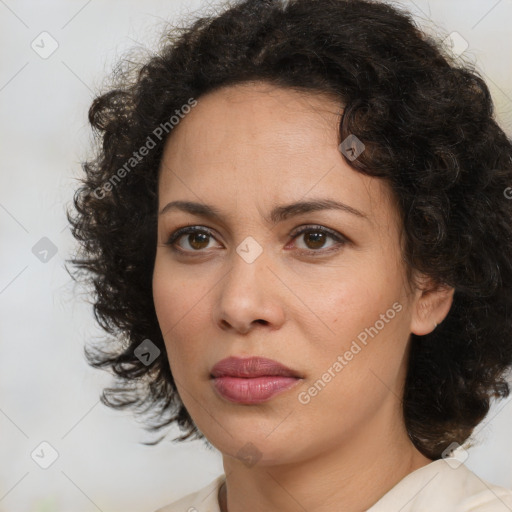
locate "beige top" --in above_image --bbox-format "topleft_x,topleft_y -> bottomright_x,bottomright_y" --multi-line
154,458 -> 512,512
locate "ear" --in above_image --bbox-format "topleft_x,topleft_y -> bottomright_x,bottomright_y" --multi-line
410,275 -> 455,336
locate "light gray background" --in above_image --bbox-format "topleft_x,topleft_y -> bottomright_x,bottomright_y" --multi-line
1,0 -> 511,511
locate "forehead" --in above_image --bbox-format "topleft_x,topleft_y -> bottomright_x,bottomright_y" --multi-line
157,82 -> 396,230
159,82 -> 344,185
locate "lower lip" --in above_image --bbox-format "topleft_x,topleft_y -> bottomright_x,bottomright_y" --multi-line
212,376 -> 301,404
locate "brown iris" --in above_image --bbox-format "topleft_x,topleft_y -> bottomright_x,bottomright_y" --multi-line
303,231 -> 326,249
188,232 -> 210,250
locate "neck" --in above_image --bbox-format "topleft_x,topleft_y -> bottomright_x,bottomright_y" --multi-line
218,399 -> 432,512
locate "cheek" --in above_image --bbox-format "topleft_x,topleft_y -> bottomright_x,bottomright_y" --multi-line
295,294 -> 408,437
301,261 -> 402,340
297,259 -> 410,391
153,255 -> 210,325
152,261 -> 180,334
152,258 -> 210,364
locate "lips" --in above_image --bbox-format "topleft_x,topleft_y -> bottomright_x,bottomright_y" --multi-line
210,356 -> 302,379
210,356 -> 303,404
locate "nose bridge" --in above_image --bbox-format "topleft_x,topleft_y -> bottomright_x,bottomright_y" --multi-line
224,234 -> 268,295
213,233 -> 280,331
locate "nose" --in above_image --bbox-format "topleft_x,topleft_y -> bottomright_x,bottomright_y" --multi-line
211,245 -> 286,334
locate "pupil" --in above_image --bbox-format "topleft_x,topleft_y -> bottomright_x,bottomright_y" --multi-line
190,233 -> 208,249
305,232 -> 325,249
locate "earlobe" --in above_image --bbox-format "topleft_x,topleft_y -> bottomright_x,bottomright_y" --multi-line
410,281 -> 455,336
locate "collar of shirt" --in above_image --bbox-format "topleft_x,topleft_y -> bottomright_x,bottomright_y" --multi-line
155,458 -> 512,512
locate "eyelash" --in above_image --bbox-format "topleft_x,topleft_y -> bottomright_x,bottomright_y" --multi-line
164,224 -> 348,256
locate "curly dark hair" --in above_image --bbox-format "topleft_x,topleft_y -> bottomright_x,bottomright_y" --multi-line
67,0 -> 512,460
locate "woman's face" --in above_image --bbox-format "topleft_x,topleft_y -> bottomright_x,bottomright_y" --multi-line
152,82 -> 442,466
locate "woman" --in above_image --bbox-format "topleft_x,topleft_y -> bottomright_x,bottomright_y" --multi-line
67,0 -> 512,510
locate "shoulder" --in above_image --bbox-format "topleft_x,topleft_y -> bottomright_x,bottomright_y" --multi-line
457,476 -> 512,512
441,460 -> 512,512
153,474 -> 225,512
368,459 -> 512,512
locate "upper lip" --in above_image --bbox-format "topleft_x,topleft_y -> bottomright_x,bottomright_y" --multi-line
210,356 -> 302,379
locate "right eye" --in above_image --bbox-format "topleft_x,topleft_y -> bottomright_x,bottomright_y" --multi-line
165,226 -> 222,253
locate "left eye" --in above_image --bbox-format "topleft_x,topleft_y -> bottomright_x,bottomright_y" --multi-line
289,225 -> 347,253
165,225 -> 347,254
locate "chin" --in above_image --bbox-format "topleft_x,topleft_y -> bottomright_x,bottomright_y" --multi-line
203,426 -> 307,467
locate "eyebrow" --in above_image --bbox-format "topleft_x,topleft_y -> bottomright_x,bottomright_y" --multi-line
159,198 -> 367,224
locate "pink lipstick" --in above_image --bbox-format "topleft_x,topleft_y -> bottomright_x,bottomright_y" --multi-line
210,356 -> 303,404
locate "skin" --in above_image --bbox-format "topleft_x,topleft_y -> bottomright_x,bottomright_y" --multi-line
152,81 -> 454,512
